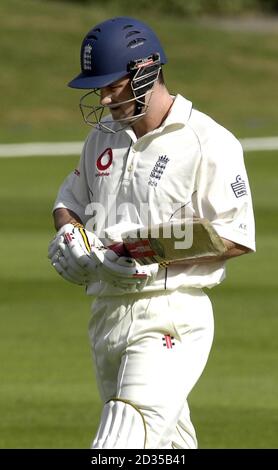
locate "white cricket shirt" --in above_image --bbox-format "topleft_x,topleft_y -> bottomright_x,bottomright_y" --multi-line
54,94 -> 255,295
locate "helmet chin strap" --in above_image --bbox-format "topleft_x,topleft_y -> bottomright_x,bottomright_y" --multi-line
134,101 -> 144,116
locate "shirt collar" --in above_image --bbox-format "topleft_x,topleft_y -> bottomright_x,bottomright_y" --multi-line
125,94 -> 192,142
161,94 -> 192,129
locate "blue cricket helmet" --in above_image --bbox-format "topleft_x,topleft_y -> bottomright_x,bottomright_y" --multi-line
68,16 -> 167,89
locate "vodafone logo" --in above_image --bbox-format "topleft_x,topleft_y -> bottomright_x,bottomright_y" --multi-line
96,148 -> 113,175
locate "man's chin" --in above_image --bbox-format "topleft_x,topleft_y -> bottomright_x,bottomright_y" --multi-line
111,112 -> 133,123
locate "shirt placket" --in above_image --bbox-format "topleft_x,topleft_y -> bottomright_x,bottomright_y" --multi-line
121,144 -> 138,190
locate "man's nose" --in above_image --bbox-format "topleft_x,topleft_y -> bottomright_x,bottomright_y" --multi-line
100,88 -> 112,106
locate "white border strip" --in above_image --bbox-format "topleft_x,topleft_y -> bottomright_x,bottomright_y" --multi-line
240,137 -> 278,152
0,137 -> 278,158
0,142 -> 83,158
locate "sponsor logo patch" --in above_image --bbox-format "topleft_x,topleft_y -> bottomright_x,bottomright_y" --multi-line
162,335 -> 175,349
96,148 -> 113,176
231,175 -> 247,198
64,232 -> 73,244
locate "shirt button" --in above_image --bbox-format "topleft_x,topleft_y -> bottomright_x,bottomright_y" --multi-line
128,165 -> 133,172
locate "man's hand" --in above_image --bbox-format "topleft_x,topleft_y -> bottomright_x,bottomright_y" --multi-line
48,223 -> 102,285
48,223 -> 157,290
99,250 -> 157,291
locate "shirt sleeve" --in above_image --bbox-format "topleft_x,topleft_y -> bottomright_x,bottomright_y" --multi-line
53,137 -> 92,225
196,128 -> 256,251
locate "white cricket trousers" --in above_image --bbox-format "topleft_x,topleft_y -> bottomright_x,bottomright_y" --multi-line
88,287 -> 214,449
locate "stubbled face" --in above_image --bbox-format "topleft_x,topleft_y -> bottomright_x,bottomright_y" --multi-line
99,76 -> 136,123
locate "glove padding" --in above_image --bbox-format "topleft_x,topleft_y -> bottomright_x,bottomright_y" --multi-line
48,223 -> 156,291
98,250 -> 152,291
48,223 -> 102,285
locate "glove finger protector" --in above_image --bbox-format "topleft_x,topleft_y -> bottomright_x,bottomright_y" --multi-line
61,225 -> 105,284
48,224 -> 100,285
51,255 -> 87,285
48,234 -> 64,259
99,252 -> 150,290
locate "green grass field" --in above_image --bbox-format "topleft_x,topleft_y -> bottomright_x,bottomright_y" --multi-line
1,151 -> 277,449
0,0 -> 278,449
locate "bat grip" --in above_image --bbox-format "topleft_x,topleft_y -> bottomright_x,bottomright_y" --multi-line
108,242 -> 131,257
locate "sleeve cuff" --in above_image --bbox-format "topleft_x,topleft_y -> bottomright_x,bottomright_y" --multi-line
212,224 -> 256,252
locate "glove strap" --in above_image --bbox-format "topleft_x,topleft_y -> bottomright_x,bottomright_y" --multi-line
72,222 -> 84,229
70,222 -> 91,254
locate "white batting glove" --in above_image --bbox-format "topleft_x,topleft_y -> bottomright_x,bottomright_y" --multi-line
61,226 -> 152,291
99,250 -> 152,291
48,223 -> 153,291
48,223 -> 102,285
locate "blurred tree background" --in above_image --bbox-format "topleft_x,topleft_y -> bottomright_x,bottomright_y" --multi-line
48,0 -> 278,16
